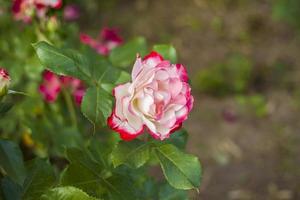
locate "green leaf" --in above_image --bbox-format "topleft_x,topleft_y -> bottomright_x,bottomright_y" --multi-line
0,102 -> 13,116
1,177 -> 22,200
33,41 -> 91,82
111,140 -> 150,168
154,144 -> 201,190
167,129 -> 188,150
61,148 -> 137,199
61,148 -> 105,197
153,44 -> 177,63
22,159 -> 56,200
0,140 -> 26,185
41,186 -> 100,200
81,86 -> 113,126
89,137 -> 118,169
159,182 -> 188,200
109,37 -> 147,68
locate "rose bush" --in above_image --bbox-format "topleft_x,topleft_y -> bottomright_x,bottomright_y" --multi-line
0,2 -> 202,200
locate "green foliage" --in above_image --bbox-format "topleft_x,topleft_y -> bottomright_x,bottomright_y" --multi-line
81,87 -> 113,127
22,159 -> 56,200
33,42 -> 91,83
111,140 -> 150,168
0,140 -> 26,185
0,7 -> 202,198
109,37 -> 147,68
194,54 -> 252,96
272,0 -> 300,30
236,94 -> 268,117
159,182 -> 189,200
61,147 -> 137,199
155,144 -> 201,190
153,44 -> 177,63
41,186 -> 100,200
1,177 -> 22,200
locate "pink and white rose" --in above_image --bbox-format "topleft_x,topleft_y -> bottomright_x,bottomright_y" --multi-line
108,52 -> 194,141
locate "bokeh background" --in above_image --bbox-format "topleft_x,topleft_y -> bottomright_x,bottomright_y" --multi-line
79,0 -> 300,199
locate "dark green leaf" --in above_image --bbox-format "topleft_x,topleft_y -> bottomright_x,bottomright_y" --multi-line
81,86 -> 113,126
33,41 -> 91,82
61,148 -> 137,199
61,148 -> 105,197
0,140 -> 26,185
111,140 -> 150,168
0,102 -> 13,116
153,44 -> 177,63
41,186 -> 100,200
155,144 -> 201,190
51,128 -> 83,155
22,159 -> 56,200
109,37 -> 147,68
1,177 -> 22,200
167,129 -> 188,150
159,182 -> 188,200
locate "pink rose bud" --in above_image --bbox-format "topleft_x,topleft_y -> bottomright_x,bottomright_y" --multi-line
0,68 -> 11,98
108,52 -> 194,141
63,4 -> 80,21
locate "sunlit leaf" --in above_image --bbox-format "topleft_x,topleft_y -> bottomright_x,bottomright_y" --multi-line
41,186 -> 100,200
111,140 -> 150,168
81,86 -> 113,127
155,144 -> 201,190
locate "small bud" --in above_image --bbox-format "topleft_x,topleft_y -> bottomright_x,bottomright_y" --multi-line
47,16 -> 59,32
0,68 -> 10,99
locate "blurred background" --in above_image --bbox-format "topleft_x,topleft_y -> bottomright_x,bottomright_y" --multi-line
79,0 -> 300,199
2,0 -> 300,199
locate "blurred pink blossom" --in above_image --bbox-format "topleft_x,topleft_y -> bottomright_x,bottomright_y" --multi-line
39,70 -> 61,103
80,27 -> 123,55
12,0 -> 62,22
63,4 -> 80,21
39,70 -> 85,105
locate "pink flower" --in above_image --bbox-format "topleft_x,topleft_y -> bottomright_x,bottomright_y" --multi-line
108,52 -> 194,141
12,0 -> 62,22
0,68 -> 11,98
60,76 -> 85,105
73,89 -> 85,105
39,70 -> 61,102
63,4 -> 80,21
39,70 -> 86,105
80,27 -> 123,55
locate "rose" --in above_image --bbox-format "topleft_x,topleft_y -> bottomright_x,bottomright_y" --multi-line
0,68 -> 10,99
108,52 -> 194,140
